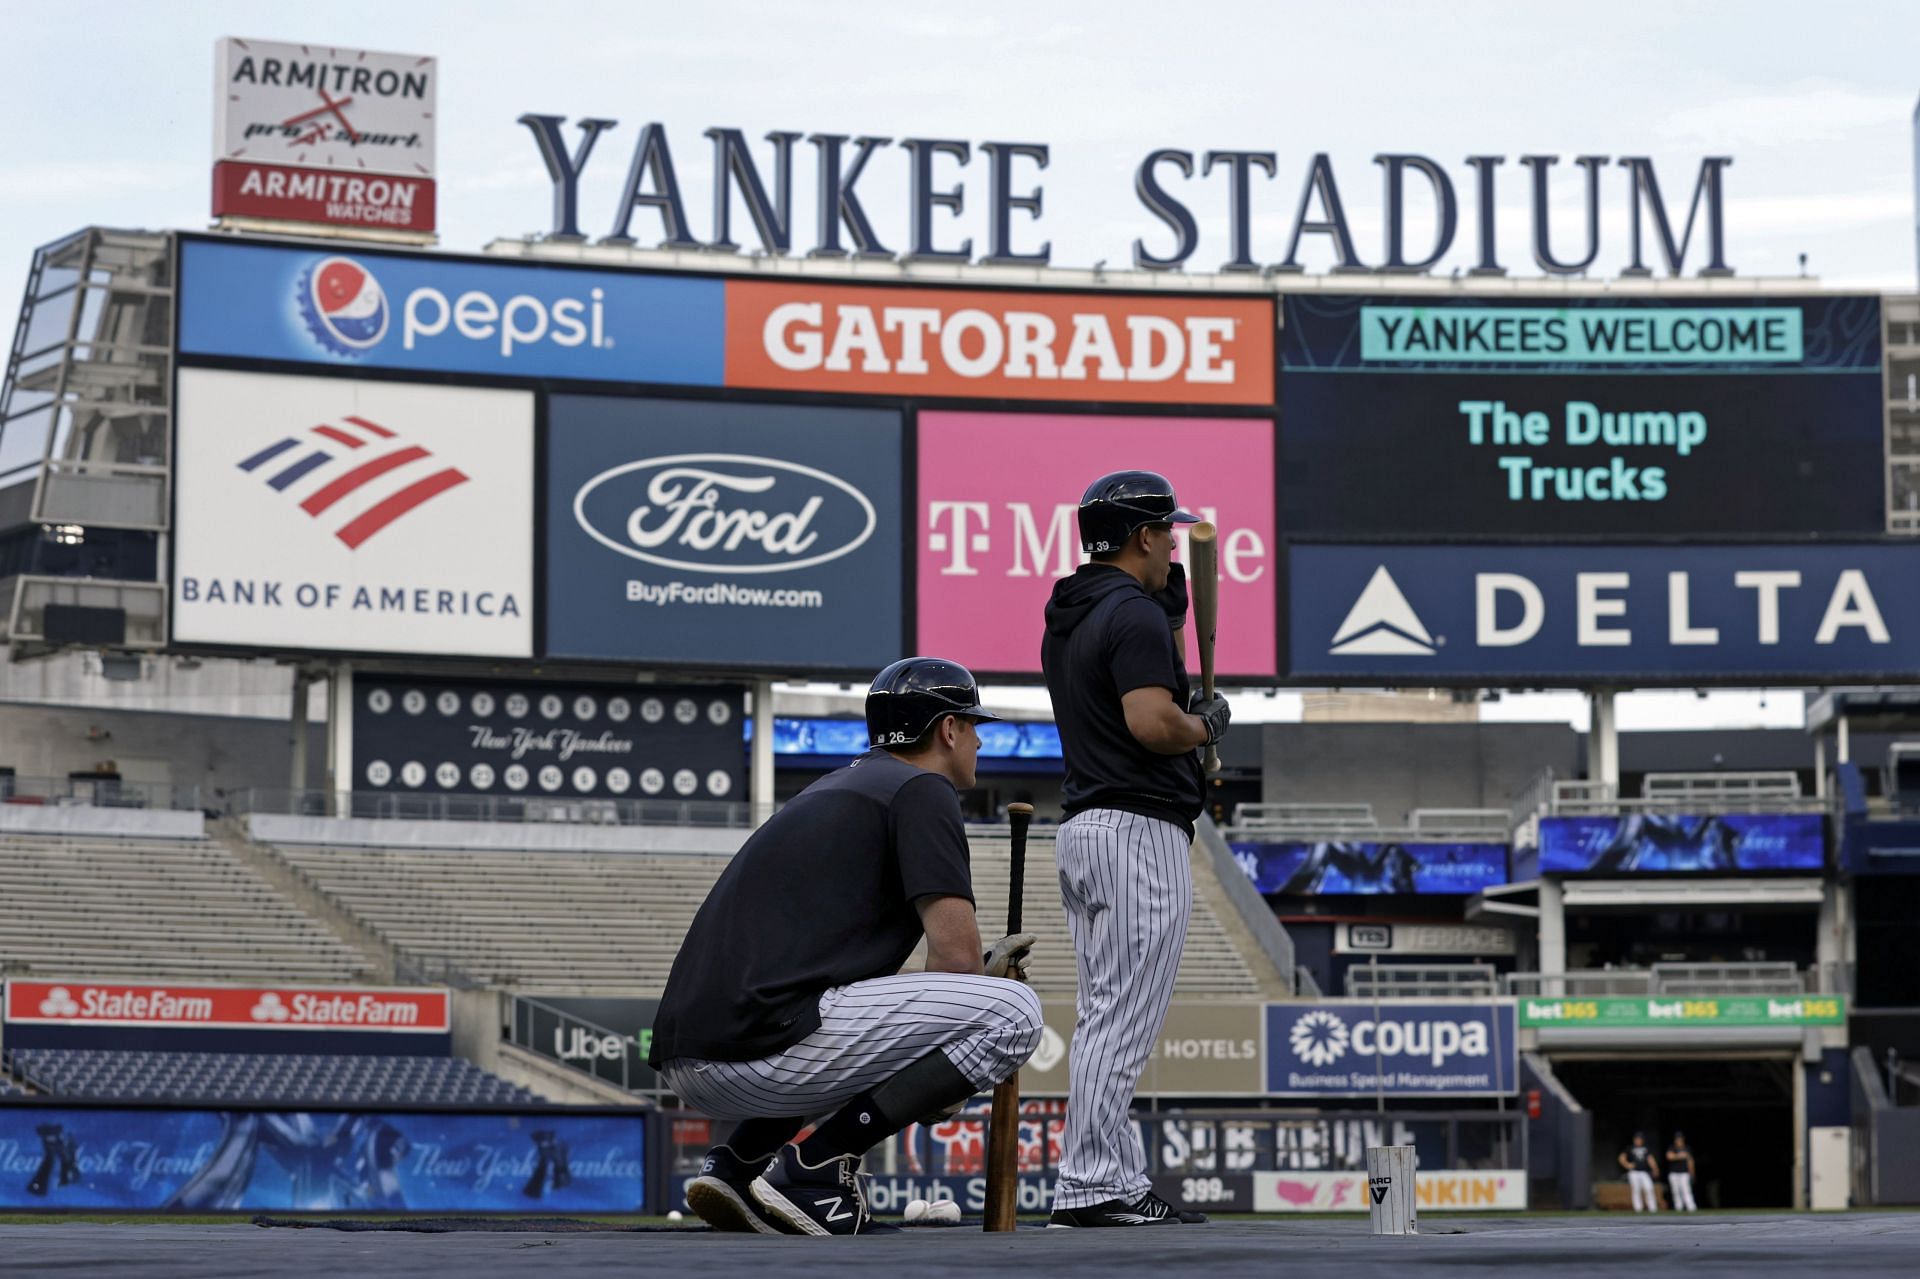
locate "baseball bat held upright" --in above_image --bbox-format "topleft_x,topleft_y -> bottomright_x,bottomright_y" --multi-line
982,801 -> 1032,1232
1188,522 -> 1221,774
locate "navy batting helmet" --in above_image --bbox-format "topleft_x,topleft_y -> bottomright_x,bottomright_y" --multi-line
1077,470 -> 1200,554
866,657 -> 1002,748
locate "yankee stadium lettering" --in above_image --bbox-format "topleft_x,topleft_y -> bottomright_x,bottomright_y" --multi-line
574,454 -> 877,574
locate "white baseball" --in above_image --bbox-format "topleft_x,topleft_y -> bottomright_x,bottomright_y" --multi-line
903,1198 -> 931,1223
666,1210 -> 683,1222
928,1199 -> 962,1224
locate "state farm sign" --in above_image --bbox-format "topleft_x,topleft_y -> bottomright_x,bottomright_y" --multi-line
3,980 -> 448,1033
725,280 -> 1273,405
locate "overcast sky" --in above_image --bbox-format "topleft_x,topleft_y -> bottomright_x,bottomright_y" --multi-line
3,0 -> 1914,730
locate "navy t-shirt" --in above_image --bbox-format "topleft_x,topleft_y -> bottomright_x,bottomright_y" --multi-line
1042,563 -> 1204,835
650,749 -> 975,1064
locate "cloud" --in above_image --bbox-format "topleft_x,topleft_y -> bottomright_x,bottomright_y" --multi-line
1658,78 -> 1911,147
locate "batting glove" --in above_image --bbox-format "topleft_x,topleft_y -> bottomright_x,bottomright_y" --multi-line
1191,691 -> 1231,746
983,932 -> 1037,981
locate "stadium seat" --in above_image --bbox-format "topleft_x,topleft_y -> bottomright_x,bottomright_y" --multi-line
6,1048 -> 539,1106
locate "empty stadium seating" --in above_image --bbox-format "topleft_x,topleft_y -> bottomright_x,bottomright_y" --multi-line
0,835 -> 372,983
3,1048 -> 538,1106
268,828 -> 1265,998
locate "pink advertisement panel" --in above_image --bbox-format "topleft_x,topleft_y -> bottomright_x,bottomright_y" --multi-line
917,412 -> 1277,678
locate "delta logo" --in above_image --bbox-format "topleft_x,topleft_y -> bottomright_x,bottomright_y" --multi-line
299,256 -> 389,355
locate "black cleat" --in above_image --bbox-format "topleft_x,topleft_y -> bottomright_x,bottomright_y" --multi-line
684,1144 -> 786,1234
1047,1189 -> 1202,1227
750,1146 -> 877,1236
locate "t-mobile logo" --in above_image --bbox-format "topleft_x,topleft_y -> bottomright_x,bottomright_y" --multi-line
926,501 -> 1265,581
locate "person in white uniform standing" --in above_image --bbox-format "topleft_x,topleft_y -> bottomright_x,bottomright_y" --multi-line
1665,1132 -> 1698,1211
1040,471 -> 1231,1228
1620,1132 -> 1661,1212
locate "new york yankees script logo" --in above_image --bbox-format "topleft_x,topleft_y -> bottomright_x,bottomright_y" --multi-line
236,414 -> 468,548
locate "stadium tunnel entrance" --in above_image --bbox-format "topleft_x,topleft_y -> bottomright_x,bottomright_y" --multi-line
1551,1053 -> 1796,1209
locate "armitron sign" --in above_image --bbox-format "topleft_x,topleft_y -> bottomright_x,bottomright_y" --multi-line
212,37 -> 437,234
3,980 -> 449,1033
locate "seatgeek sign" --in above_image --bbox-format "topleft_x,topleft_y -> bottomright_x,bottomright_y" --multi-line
3,980 -> 449,1033
1288,543 -> 1920,685
1266,1002 -> 1518,1097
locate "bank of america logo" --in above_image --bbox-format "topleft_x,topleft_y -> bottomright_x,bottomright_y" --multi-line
236,416 -> 468,549
1329,566 -> 1436,656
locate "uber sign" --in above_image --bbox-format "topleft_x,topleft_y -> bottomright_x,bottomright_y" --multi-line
1289,543 -> 1920,685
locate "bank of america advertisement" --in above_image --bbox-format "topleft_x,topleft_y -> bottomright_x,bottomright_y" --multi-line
1266,1002 -> 1518,1097
1279,294 -> 1884,536
544,396 -> 904,670
1288,543 -> 1920,684
172,369 -> 533,657
0,1107 -> 644,1211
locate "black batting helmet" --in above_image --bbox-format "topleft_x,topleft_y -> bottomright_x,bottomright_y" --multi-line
1077,469 -> 1200,554
866,657 -> 1002,748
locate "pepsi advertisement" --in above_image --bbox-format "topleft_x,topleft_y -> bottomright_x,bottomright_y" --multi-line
1233,841 -> 1508,895
1534,813 -> 1825,874
543,395 -> 905,672
177,237 -> 723,385
1279,294 -> 1884,536
0,1107 -> 645,1212
1288,542 -> 1920,685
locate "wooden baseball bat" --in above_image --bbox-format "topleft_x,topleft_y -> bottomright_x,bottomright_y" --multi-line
982,801 -> 1032,1232
1188,522 -> 1221,774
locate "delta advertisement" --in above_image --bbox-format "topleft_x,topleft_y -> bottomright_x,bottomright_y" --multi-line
1266,1002 -> 1518,1097
917,411 -> 1277,677
1535,812 -> 1825,874
544,396 -> 905,671
725,279 -> 1275,405
1278,294 -> 1884,536
1287,543 -> 1920,685
170,369 -> 534,658
2,980 -> 448,1033
1233,840 -> 1508,895
0,1107 -> 645,1212
177,238 -> 723,383
352,676 -> 745,801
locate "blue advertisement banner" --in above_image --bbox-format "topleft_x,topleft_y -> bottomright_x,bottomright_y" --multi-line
1232,841 -> 1508,894
768,717 -> 1062,760
1537,813 -> 1824,874
1265,1002 -> 1518,1097
178,239 -> 724,385
1279,294 -> 1883,536
0,1107 -> 645,1212
1288,543 -> 1920,684
544,396 -> 904,670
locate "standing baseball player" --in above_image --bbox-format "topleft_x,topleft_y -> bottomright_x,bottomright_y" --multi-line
1040,470 -> 1230,1227
1665,1131 -> 1698,1211
1620,1131 -> 1661,1212
650,657 -> 1043,1236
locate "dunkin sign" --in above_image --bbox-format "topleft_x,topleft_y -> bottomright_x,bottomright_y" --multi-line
3,980 -> 449,1033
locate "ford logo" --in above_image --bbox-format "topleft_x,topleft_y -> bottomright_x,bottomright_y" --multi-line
573,453 -> 876,574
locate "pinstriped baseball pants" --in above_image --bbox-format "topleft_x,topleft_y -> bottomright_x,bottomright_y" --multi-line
1051,808 -> 1191,1209
660,973 -> 1043,1119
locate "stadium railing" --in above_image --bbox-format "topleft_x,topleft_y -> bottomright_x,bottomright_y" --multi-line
1506,961 -> 1846,998
506,994 -> 670,1100
1345,963 -> 1501,999
231,786 -> 769,829
0,774 -> 205,811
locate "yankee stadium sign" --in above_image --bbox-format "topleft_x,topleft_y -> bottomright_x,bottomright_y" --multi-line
519,115 -> 1735,277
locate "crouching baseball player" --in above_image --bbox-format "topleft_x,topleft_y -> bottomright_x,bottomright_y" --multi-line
650,657 -> 1043,1236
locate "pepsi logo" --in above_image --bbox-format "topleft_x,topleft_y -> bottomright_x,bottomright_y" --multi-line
300,257 -> 390,356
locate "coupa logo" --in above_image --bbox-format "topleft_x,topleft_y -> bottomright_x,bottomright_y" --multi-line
299,257 -> 389,355
573,454 -> 876,574
236,415 -> 467,548
1287,1008 -> 1491,1068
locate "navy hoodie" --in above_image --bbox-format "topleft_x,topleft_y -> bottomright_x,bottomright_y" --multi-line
1042,564 -> 1204,836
